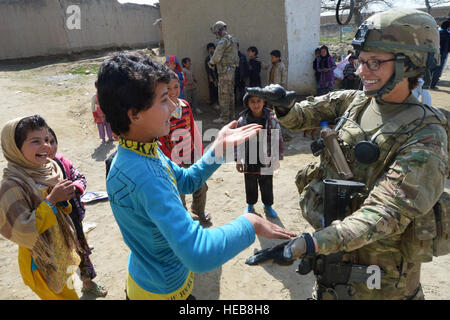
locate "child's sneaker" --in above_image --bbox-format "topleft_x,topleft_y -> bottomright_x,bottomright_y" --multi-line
243,204 -> 255,214
263,205 -> 278,218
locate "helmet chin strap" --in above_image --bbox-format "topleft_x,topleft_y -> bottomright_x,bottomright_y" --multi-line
363,54 -> 423,99
363,54 -> 406,99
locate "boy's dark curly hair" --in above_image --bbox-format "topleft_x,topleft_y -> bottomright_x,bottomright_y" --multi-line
96,52 -> 171,135
247,46 -> 258,56
181,57 -> 190,67
14,115 -> 48,149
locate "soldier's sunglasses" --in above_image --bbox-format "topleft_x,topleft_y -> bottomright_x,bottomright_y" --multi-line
353,58 -> 396,71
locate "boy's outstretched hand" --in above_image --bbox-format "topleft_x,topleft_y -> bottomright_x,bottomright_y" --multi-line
243,213 -> 296,240
212,121 -> 262,159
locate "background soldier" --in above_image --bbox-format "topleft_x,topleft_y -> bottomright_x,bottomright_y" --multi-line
246,9 -> 449,300
208,21 -> 239,124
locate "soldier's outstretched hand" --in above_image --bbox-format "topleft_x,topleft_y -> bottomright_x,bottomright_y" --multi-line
245,235 -> 311,267
245,241 -> 294,266
246,84 -> 297,115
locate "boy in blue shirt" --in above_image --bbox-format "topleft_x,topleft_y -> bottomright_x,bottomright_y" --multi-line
96,52 -> 295,300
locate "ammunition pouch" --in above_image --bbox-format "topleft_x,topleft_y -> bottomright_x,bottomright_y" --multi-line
295,162 -> 321,195
299,178 -> 325,230
296,162 -> 323,229
400,191 -> 450,262
297,252 -> 385,300
433,191 -> 450,256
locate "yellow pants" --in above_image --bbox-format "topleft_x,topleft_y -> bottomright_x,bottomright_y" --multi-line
126,272 -> 194,300
28,269 -> 79,300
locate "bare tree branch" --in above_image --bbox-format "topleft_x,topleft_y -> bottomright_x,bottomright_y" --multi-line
321,0 -> 395,26
321,0 -> 394,12
410,0 -> 450,13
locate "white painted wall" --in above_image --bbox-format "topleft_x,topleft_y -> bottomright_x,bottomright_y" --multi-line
285,0 -> 320,94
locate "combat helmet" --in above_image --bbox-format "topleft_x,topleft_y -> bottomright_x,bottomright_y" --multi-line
211,21 -> 227,37
352,8 -> 440,97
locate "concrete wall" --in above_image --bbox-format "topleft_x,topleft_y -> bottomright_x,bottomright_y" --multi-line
160,0 -> 320,103
285,0 -> 320,94
0,0 -> 161,61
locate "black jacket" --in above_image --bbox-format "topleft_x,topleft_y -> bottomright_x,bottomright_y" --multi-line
235,51 -> 249,83
248,58 -> 261,87
439,29 -> 450,57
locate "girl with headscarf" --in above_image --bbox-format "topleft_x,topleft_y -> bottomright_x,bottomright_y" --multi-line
317,45 -> 336,95
165,55 -> 187,98
0,115 -> 81,300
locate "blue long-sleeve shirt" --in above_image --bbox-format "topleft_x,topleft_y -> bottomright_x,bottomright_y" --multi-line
106,139 -> 255,295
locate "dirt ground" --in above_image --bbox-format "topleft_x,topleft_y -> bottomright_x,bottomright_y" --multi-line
0,51 -> 449,300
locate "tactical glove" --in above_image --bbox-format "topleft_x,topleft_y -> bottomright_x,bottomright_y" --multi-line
245,234 -> 315,267
245,84 -> 297,116
245,241 -> 294,266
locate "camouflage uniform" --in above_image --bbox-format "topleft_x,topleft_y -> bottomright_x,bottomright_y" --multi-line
279,89 -> 448,299
209,21 -> 239,122
274,9 -> 448,299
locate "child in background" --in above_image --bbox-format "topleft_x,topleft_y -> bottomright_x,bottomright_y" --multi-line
317,45 -> 336,95
0,115 -> 80,300
165,55 -> 186,99
266,49 -> 291,141
205,42 -> 219,110
92,82 -> 113,143
305,47 -> 323,140
97,52 -> 294,300
235,43 -> 249,108
343,55 -> 359,90
181,57 -> 201,114
247,46 -> 262,87
235,93 -> 284,218
159,71 -> 210,223
266,50 -> 287,89
47,127 -> 108,297
312,47 -> 321,90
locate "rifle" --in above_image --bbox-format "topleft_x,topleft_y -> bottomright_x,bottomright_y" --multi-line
323,179 -> 365,227
296,178 -> 385,299
296,179 -> 372,296
295,124 -> 385,298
